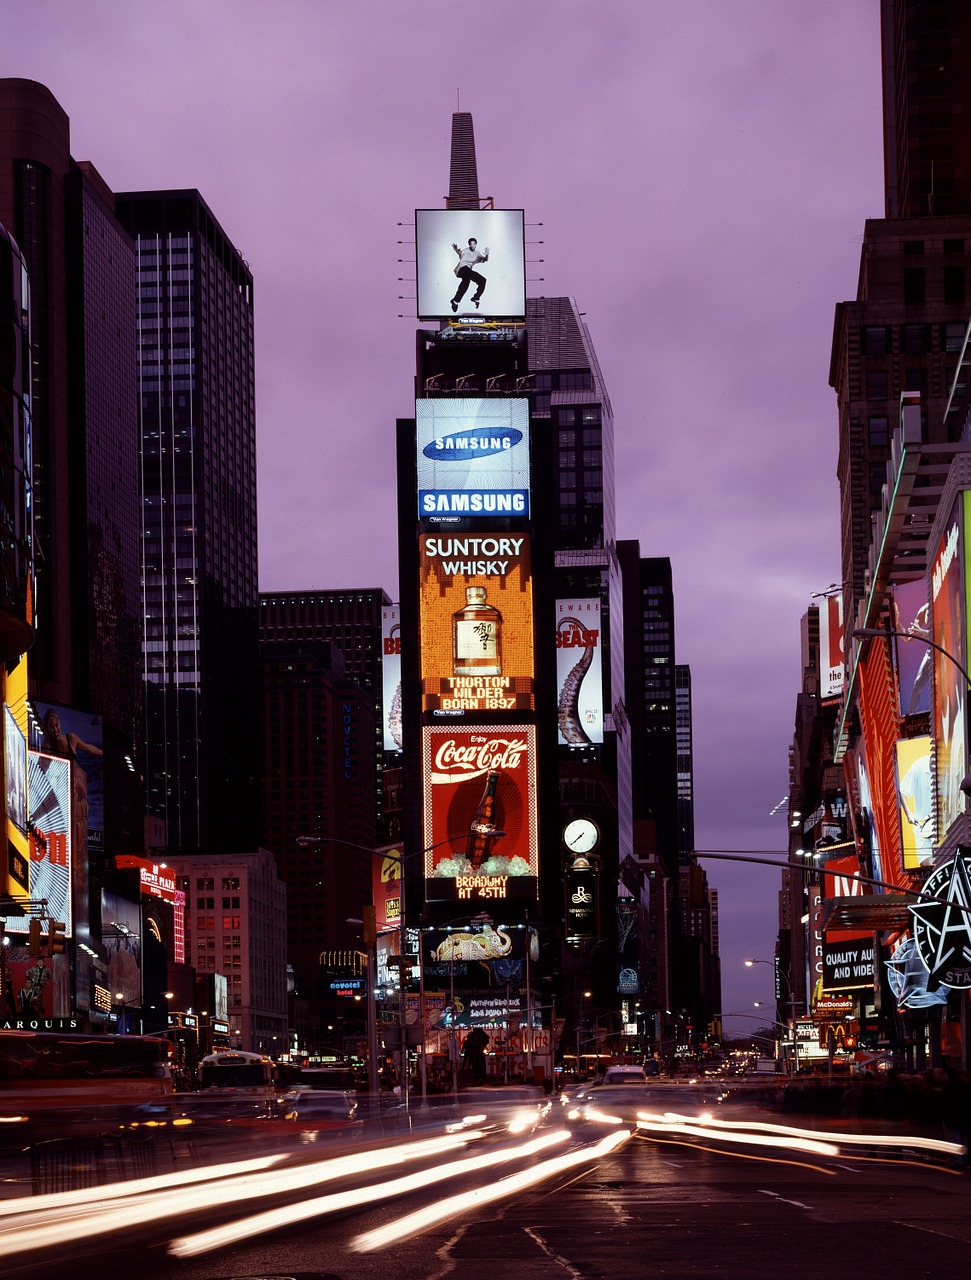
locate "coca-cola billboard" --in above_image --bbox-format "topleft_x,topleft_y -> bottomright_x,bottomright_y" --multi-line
421,725 -> 538,901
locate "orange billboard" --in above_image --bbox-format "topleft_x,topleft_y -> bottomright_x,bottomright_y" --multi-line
419,533 -> 534,714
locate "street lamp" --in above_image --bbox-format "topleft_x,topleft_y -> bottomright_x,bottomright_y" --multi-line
116,991 -> 126,1035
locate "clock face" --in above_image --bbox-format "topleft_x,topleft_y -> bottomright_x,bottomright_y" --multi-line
563,818 -> 599,854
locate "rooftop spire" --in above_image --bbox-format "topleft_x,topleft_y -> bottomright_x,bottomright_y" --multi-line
446,111 -> 480,209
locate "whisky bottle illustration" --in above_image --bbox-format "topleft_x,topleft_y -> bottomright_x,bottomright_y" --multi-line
466,769 -> 501,868
452,585 -> 502,676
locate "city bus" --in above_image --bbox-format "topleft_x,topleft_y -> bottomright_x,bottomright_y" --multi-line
197,1049 -> 277,1094
0,1030 -> 173,1109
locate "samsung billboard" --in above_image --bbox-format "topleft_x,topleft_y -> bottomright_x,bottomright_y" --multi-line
417,399 -> 530,519
415,209 -> 526,321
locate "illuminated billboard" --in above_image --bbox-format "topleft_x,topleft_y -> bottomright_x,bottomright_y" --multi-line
820,853 -> 874,993
415,209 -> 525,321
818,593 -> 845,701
931,494 -> 966,838
35,701 -> 104,854
4,703 -> 27,835
27,750 -> 72,933
416,399 -> 530,519
892,579 -> 932,717
555,599 -> 604,745
895,736 -> 934,869
419,532 -> 534,714
382,604 -> 402,752
421,725 -> 538,899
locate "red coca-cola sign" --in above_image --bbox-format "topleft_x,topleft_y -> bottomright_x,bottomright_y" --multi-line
422,726 -> 538,884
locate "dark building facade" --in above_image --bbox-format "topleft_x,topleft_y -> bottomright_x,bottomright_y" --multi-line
259,636 -> 377,1038
882,1 -> 971,220
0,80 -> 143,856
115,190 -> 258,855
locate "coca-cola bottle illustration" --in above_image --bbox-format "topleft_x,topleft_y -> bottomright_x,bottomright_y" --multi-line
466,769 -> 501,868
453,586 -> 502,676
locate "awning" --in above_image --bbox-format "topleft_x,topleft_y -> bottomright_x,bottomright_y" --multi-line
820,894 -> 916,932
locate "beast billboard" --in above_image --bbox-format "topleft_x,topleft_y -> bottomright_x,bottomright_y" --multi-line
555,599 -> 603,745
419,532 -> 534,714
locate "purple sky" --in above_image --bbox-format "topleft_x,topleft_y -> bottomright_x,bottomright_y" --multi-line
7,1 -> 885,1030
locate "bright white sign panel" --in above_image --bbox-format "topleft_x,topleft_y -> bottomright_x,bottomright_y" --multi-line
556,600 -> 604,745
382,604 -> 402,753
416,209 -> 525,321
417,399 -> 530,519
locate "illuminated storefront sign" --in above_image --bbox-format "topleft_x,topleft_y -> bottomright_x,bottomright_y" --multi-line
415,209 -> 526,321
419,532 -> 534,714
115,855 -> 177,902
555,599 -> 603,745
421,725 -> 538,901
821,853 -> 874,992
417,399 -> 530,518
382,604 -> 402,753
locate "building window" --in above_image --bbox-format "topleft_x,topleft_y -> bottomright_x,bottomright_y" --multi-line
861,325 -> 889,356
866,370 -> 888,400
868,416 -> 889,447
903,269 -> 926,305
901,324 -> 929,355
944,266 -> 966,305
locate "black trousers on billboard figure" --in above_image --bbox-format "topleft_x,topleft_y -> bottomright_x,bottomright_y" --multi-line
452,267 -> 486,305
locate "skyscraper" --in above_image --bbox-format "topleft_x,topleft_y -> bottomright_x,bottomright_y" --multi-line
0,80 -> 143,855
115,190 -> 259,854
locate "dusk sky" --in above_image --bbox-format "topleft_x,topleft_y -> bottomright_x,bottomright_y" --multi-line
6,1 -> 885,1029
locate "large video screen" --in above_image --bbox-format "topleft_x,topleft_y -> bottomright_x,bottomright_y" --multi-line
932,494 -> 966,837
417,399 -> 530,519
419,532 -> 534,714
421,725 -> 538,892
416,209 -> 525,321
27,750 -> 72,934
555,599 -> 604,745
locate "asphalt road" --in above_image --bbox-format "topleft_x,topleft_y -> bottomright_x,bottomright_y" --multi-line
3,1091 -> 969,1279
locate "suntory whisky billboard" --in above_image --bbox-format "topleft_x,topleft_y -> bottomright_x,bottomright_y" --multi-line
422,725 -> 538,901
419,532 -> 534,714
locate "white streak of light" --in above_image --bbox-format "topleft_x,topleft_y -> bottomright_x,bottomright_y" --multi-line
0,1131 -> 482,1259
654,1111 -> 964,1157
0,1153 -> 286,1218
635,1115 -> 839,1157
351,1129 -> 631,1254
169,1129 -> 571,1259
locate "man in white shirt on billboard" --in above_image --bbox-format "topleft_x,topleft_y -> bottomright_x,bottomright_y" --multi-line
451,238 -> 489,311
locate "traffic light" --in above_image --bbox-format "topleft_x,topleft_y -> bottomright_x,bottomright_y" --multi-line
28,918 -> 42,957
48,919 -> 66,955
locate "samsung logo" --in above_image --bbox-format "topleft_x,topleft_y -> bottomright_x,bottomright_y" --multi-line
420,490 -> 528,515
424,428 -> 523,460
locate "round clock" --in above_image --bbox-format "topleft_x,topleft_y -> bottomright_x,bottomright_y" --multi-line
563,818 -> 600,854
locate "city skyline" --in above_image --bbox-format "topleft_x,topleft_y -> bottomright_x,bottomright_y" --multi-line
3,1 -> 885,1024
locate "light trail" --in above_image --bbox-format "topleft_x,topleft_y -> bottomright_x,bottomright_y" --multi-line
169,1128 -> 572,1258
647,1111 -> 965,1158
634,1113 -> 839,1157
0,1131 -> 483,1260
351,1129 -> 632,1253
